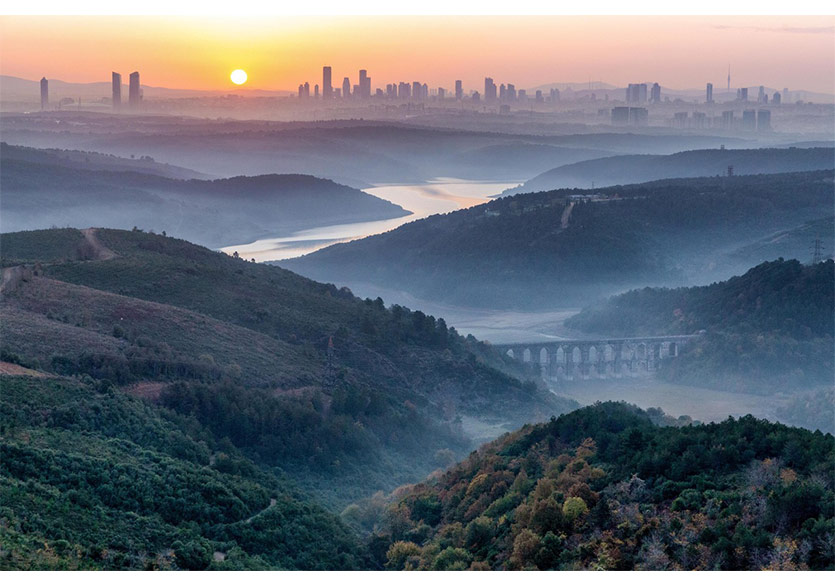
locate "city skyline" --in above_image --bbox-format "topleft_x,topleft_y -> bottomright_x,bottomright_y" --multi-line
1,15 -> 833,94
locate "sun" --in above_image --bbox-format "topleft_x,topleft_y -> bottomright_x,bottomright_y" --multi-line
230,69 -> 248,85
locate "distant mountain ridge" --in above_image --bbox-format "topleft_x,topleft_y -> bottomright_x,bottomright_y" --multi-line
0,146 -> 410,248
502,147 -> 835,195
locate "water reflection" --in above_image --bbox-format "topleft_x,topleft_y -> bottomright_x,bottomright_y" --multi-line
221,178 -> 520,262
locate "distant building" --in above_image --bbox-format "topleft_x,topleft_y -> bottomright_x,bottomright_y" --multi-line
773,91 -> 782,105
129,71 -> 141,110
314,84 -> 319,99
692,111 -> 707,129
650,82 -> 661,103
626,83 -> 647,104
471,90 -> 480,102
757,109 -> 772,132
359,69 -> 370,99
737,87 -> 748,102
437,87 -> 445,100
342,77 -> 351,99
611,106 -> 630,125
455,80 -> 463,100
550,88 -> 560,102
40,77 -> 48,110
742,109 -> 756,131
629,107 -> 648,126
535,90 -> 543,103
322,66 -> 332,99
499,104 -> 510,114
758,85 -> 766,104
673,111 -> 689,128
484,77 -> 497,101
721,110 -> 734,129
112,72 -> 122,110
706,82 -> 713,104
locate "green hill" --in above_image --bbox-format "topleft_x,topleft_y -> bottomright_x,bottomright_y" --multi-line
370,402 -> 835,570
0,376 -> 369,570
1,228 -> 576,507
284,171 -> 835,310
565,259 -> 834,396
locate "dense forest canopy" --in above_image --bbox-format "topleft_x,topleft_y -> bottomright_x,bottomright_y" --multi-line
370,402 -> 835,570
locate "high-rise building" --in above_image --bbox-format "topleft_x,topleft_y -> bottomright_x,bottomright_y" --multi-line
112,72 -> 122,110
398,82 -> 410,99
738,87 -> 748,102
438,88 -> 445,100
412,81 -> 421,100
422,83 -> 428,100
757,109 -> 771,132
535,90 -> 543,103
550,88 -> 560,102
342,77 -> 351,99
673,111 -> 689,128
742,109 -> 756,131
129,71 -> 141,110
626,83 -> 648,104
40,77 -> 48,111
758,85 -> 765,104
611,106 -> 630,125
629,107 -> 648,126
692,112 -> 707,129
650,82 -> 661,103
455,80 -> 463,101
706,82 -> 714,104
507,83 -> 517,101
773,91 -> 782,106
322,66 -> 332,99
314,84 -> 319,99
484,77 -> 497,102
471,91 -> 480,102
721,110 -> 734,129
359,70 -> 370,99
499,83 -> 506,101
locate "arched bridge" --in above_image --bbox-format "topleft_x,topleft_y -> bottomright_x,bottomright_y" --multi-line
493,335 -> 699,381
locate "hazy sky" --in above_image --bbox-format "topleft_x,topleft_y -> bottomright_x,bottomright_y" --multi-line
2,15 -> 833,93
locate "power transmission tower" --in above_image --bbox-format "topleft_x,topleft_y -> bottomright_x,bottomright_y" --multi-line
811,236 -> 824,264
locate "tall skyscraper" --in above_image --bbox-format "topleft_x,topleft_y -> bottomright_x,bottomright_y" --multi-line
129,71 -> 141,110
706,82 -> 714,104
342,77 -> 351,99
455,80 -> 463,101
758,85 -> 766,104
757,109 -> 771,132
112,72 -> 122,110
412,81 -> 421,100
650,82 -> 661,103
322,66 -> 332,99
359,70 -> 370,99
742,109 -> 756,131
727,65 -> 731,94
484,77 -> 497,102
773,91 -> 782,106
40,77 -> 48,111
314,84 -> 319,99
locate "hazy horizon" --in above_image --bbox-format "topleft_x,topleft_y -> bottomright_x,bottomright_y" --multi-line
2,15 -> 834,94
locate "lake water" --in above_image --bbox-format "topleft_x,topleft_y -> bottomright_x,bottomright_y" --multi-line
220,178 -> 519,262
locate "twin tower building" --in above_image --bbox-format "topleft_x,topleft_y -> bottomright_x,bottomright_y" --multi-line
39,71 -> 141,111
112,71 -> 142,110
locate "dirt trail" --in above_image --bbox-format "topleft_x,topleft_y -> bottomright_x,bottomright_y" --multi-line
560,201 -> 575,230
243,498 -> 278,524
81,228 -> 119,260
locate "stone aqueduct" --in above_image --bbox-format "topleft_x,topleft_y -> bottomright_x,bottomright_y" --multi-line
493,335 -> 699,381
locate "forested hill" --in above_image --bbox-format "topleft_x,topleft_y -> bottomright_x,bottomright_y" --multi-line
371,402 -> 835,570
566,259 -> 834,396
0,150 -> 409,248
0,228 -> 576,508
284,170 -> 835,309
502,147 -> 835,195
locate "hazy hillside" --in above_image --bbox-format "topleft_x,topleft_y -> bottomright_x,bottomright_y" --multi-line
284,171 -> 835,310
0,228 -> 576,507
1,114 -> 754,185
565,259 -> 835,397
0,152 -> 409,248
502,147 -> 835,195
370,402 -> 835,570
0,142 -> 210,180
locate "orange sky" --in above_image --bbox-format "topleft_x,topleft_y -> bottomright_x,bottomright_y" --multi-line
1,15 -> 833,93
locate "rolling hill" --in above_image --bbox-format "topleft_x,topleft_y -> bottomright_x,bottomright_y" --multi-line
0,147 -> 410,248
0,228 -> 576,507
501,147 -> 835,196
283,171 -> 835,310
